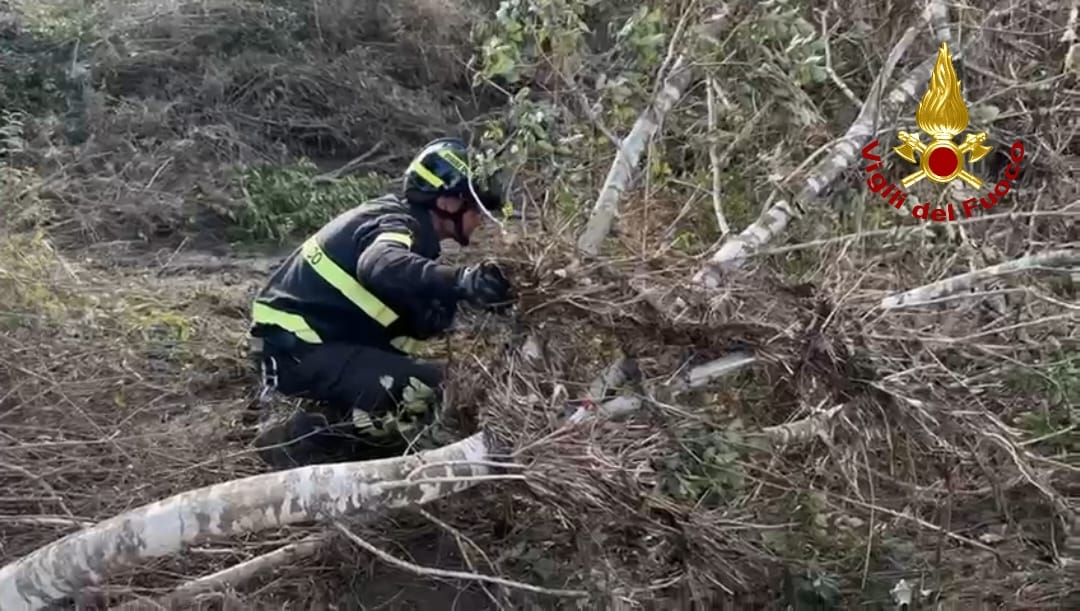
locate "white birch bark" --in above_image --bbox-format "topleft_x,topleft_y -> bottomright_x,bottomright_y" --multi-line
924,0 -> 953,47
0,434 -> 491,611
566,351 -> 756,424
880,249 -> 1080,309
756,404 -> 846,448
576,8 -> 732,256
1063,0 -> 1079,73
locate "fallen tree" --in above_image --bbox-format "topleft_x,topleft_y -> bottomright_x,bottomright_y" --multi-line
0,352 -> 765,610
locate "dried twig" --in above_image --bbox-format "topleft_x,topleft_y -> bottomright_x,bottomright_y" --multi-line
311,140 -> 386,184
706,76 -> 730,236
332,521 -> 589,598
819,9 -> 861,108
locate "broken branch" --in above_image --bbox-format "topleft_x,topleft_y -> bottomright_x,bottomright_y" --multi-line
693,24 -> 927,285
879,248 -> 1080,309
576,7 -> 733,256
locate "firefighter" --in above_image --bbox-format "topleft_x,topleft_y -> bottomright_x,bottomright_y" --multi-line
248,137 -> 514,469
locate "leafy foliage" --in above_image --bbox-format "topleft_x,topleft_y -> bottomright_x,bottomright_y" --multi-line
658,420 -> 749,506
230,160 -> 389,243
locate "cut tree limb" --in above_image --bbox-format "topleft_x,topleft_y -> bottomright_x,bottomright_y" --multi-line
693,25 -> 929,286
586,357 -> 642,403
576,7 -> 733,256
879,248 -> 1080,309
756,404 -> 846,448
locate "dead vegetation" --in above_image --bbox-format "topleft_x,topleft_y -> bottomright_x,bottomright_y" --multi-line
2,0 -> 1079,609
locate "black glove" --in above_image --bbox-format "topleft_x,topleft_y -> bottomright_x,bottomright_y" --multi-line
456,261 -> 513,311
412,298 -> 455,339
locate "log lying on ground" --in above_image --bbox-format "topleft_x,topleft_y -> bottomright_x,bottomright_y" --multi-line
0,434 -> 493,611
0,354 -> 757,610
879,248 -> 1080,309
576,6 -> 732,256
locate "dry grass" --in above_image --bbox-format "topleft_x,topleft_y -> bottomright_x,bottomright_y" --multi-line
2,0 -> 493,247
1,0 -> 1079,609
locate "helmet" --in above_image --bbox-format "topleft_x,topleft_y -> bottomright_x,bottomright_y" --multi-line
403,137 -> 506,215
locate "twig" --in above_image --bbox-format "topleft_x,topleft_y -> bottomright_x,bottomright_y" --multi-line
983,432 -> 1077,529
824,493 -> 1003,557
0,516 -> 93,529
662,98 -> 772,245
311,141 -> 386,184
706,76 -> 730,236
414,508 -> 508,609
819,9 -> 862,108
880,249 -> 1080,309
0,460 -> 77,519
332,521 -> 589,598
749,210 -> 1080,257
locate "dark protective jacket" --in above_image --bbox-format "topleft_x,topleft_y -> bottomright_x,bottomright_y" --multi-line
250,194 -> 462,354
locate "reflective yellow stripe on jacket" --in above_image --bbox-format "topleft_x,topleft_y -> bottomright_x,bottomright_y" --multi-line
252,233 -> 424,354
299,236 -> 400,327
252,302 -> 323,344
390,336 -> 423,354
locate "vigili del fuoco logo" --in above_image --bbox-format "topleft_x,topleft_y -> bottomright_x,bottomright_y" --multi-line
860,42 -> 1026,222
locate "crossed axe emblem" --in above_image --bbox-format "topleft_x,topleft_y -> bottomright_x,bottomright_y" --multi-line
893,131 -> 993,190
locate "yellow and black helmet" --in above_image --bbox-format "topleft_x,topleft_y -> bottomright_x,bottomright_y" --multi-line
403,137 -> 506,214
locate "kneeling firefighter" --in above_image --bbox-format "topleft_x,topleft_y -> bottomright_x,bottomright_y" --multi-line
248,137 -> 514,469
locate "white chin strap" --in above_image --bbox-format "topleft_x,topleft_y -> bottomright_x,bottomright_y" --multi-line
464,179 -> 506,232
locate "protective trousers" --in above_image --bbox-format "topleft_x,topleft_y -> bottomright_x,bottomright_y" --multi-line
252,336 -> 444,469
